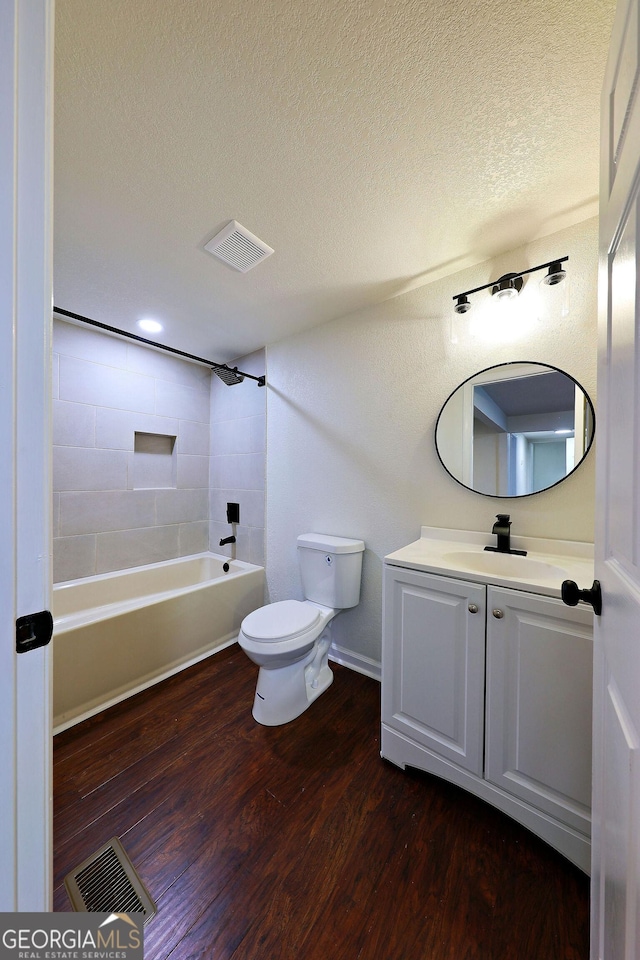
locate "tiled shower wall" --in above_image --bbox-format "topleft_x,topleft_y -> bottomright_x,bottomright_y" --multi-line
52,318 -> 265,582
209,350 -> 266,567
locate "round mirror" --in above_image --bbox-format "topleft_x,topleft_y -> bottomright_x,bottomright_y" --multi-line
435,362 -> 595,497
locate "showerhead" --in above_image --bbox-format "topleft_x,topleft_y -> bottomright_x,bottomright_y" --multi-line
213,365 -> 245,386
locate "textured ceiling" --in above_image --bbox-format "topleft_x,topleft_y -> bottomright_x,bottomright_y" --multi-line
53,0 -> 616,362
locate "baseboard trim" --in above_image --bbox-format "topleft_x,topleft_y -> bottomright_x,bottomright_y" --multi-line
329,643 -> 381,682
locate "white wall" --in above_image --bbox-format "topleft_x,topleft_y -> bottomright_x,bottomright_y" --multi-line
265,218 -> 598,671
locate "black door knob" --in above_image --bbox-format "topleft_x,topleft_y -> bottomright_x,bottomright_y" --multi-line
561,579 -> 602,616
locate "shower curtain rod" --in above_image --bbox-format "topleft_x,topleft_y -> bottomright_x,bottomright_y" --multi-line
53,307 -> 266,386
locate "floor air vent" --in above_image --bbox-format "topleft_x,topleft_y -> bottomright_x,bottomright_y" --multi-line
64,837 -> 157,922
204,220 -> 274,272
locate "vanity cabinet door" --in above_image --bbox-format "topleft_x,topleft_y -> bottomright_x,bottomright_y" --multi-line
382,566 -> 486,776
485,586 -> 593,837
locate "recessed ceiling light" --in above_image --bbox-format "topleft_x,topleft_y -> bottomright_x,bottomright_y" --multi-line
137,319 -> 163,334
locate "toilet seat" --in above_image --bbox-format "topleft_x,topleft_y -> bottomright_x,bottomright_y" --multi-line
241,599 -> 321,643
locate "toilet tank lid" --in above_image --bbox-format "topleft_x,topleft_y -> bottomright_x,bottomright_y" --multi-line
297,533 -> 365,554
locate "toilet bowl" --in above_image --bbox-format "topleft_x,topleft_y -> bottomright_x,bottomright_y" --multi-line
239,599 -> 337,725
238,533 -> 364,726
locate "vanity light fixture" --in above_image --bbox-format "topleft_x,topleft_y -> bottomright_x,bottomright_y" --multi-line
454,294 -> 471,314
491,273 -> 523,302
453,256 -> 568,314
542,261 -> 567,286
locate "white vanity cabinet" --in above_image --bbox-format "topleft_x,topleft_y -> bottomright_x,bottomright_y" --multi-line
485,586 -> 593,841
382,568 -> 486,776
381,551 -> 594,873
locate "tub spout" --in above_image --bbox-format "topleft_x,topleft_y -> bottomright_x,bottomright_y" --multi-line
219,535 -> 236,546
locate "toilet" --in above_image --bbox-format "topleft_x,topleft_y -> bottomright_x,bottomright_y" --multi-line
238,533 -> 365,725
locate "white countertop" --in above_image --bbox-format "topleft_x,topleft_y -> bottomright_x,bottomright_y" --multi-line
385,526 -> 595,599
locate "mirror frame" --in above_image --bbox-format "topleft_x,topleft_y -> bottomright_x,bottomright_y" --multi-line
434,361 -> 596,498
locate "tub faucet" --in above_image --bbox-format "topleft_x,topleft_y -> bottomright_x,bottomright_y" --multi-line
221,502 -> 239,549
484,515 -> 527,556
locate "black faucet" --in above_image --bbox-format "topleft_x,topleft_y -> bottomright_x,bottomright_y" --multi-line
219,535 -> 236,546
484,515 -> 527,556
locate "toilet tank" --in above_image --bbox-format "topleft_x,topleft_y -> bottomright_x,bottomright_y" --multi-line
297,533 -> 365,609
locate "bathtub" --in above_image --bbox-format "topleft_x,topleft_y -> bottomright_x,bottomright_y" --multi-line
53,553 -> 264,732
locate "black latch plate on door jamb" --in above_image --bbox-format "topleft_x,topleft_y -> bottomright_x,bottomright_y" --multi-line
16,610 -> 53,653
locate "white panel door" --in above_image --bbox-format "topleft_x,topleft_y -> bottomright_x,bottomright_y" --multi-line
593,0 -> 640,954
0,0 -> 54,909
382,566 -> 486,776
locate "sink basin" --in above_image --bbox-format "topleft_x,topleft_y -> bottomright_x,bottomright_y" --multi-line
442,550 -> 569,581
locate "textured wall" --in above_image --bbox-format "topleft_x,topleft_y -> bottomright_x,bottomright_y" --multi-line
209,350 -> 267,567
265,218 -> 598,672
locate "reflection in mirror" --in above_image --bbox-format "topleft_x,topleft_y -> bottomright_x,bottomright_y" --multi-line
435,362 -> 595,497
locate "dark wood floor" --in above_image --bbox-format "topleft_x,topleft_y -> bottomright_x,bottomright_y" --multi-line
54,645 -> 590,959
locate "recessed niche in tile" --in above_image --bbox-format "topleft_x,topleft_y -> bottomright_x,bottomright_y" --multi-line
133,432 -> 177,489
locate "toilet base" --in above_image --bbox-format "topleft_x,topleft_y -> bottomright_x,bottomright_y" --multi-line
251,633 -> 333,726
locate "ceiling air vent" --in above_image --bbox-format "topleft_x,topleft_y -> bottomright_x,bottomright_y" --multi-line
204,220 -> 274,273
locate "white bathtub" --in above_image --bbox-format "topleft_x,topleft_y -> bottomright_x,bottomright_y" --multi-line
53,553 -> 264,732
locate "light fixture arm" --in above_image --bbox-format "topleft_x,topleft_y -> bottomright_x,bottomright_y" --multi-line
453,256 -> 568,306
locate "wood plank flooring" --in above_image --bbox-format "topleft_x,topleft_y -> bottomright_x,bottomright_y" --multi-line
54,645 -> 590,959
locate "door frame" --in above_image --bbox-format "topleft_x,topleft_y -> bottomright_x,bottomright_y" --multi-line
0,0 -> 54,910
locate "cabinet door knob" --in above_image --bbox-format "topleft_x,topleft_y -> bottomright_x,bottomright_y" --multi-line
468,603 -> 478,614
492,609 -> 504,619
